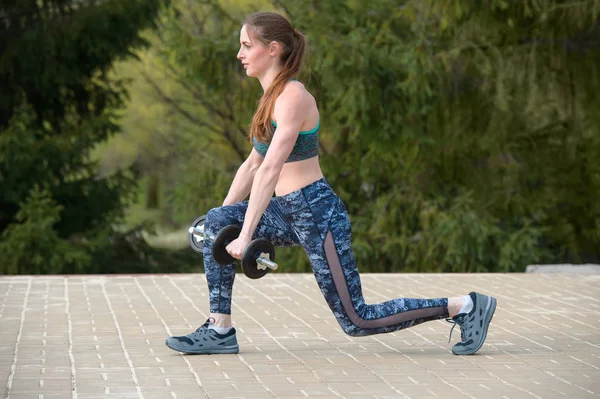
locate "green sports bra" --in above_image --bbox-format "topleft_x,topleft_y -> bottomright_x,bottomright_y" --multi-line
252,119 -> 320,163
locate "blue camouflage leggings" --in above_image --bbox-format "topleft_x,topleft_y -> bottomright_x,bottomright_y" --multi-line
203,178 -> 448,336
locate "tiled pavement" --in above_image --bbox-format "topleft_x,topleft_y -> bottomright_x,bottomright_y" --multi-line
1,273 -> 599,399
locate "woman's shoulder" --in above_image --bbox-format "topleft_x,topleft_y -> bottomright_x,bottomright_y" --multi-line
278,79 -> 316,107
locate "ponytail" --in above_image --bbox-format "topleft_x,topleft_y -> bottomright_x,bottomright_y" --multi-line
245,13 -> 307,143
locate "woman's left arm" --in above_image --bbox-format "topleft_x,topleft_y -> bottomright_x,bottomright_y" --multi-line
225,85 -> 309,259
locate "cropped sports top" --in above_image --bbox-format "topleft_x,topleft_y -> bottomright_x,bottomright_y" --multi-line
252,119 -> 320,163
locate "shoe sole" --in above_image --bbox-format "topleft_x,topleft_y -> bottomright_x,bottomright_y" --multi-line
165,341 -> 239,355
453,295 -> 497,355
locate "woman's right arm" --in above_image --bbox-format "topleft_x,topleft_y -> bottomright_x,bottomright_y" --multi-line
222,149 -> 264,206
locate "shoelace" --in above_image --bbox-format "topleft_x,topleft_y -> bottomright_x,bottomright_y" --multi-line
190,318 -> 216,339
191,326 -> 209,339
446,314 -> 467,343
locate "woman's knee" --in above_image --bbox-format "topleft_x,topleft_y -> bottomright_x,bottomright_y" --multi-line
341,323 -> 366,337
343,324 -> 360,337
205,206 -> 235,233
333,302 -> 370,337
334,315 -> 366,337
205,207 -> 220,223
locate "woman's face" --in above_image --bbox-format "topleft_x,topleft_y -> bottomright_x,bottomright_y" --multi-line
237,25 -> 273,78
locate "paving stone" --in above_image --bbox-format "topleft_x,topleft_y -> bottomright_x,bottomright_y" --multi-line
1,273 -> 599,398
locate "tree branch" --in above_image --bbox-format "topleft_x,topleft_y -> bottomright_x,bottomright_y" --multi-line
139,70 -> 220,134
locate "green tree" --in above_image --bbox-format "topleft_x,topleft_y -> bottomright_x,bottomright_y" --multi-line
101,0 -> 600,273
0,0 -> 166,274
284,0 -> 600,271
97,0 -> 274,224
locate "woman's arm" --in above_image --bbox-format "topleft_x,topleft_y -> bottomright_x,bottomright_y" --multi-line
222,149 -> 264,206
240,86 -> 309,239
226,84 -> 310,258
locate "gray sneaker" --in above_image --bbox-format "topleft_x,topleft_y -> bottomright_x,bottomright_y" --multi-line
447,292 -> 497,355
165,319 -> 239,354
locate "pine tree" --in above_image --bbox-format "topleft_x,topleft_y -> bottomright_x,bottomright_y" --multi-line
0,0 -> 166,274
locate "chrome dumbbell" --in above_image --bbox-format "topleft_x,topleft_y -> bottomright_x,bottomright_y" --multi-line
188,215 -> 278,278
188,215 -> 240,265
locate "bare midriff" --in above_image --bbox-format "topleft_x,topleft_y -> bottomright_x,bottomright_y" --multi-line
275,156 -> 324,196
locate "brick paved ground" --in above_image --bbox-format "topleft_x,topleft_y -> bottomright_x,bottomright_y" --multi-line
1,273 -> 599,399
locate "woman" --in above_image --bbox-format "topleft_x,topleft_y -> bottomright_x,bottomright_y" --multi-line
166,12 -> 496,356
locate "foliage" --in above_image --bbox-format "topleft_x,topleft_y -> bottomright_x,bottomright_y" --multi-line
101,0 -> 600,273
0,185 -> 89,274
283,0 -> 600,272
0,0 -> 166,274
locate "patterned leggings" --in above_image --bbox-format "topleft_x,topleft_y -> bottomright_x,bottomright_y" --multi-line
203,178 -> 448,336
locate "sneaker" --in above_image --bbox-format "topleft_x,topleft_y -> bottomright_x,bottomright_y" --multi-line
165,319 -> 239,354
447,292 -> 497,355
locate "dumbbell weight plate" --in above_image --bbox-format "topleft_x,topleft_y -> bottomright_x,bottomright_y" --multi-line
242,238 -> 275,279
212,225 -> 242,266
188,215 -> 207,254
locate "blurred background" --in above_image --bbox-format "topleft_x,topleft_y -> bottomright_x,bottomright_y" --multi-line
1,0 -> 599,275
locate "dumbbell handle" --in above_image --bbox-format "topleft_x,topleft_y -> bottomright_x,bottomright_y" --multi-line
256,254 -> 278,271
188,226 -> 215,241
190,225 -> 278,272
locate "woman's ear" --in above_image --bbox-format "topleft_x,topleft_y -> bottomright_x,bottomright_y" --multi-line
269,41 -> 281,57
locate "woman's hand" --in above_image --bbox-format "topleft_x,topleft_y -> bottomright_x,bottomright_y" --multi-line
226,234 -> 252,260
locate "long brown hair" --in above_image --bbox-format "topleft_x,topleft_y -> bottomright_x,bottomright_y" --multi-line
244,12 -> 307,142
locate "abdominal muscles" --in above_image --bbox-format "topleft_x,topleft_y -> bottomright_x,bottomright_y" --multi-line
275,156 -> 324,196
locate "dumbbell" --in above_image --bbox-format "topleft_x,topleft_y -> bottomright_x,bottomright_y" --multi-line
241,238 -> 278,280
188,215 -> 207,253
188,216 -> 242,265
188,216 -> 279,279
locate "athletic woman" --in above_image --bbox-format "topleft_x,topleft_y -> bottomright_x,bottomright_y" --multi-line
166,11 -> 496,356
